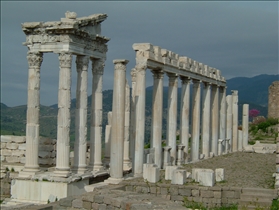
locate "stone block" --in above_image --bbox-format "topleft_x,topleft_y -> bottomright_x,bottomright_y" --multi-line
1,135 -> 12,143
198,170 -> 215,187
92,203 -> 106,210
39,158 -> 54,165
94,195 -> 104,203
171,195 -> 184,201
11,150 -> 25,157
1,149 -> 11,156
192,189 -> 199,197
18,144 -> 26,150
39,137 -> 53,145
192,168 -> 214,182
0,142 -> 6,149
178,188 -> 191,196
11,136 -> 26,143
169,186 -> 179,195
171,169 -> 186,185
6,143 -> 18,150
1,156 -> 5,162
72,199 -> 83,208
83,201 -> 91,210
201,190 -> 214,198
214,191 -> 222,199
215,168 -> 225,182
6,156 -> 20,163
165,166 -> 179,180
20,157 -> 26,164
143,163 -> 160,183
39,145 -> 54,152
222,190 -> 234,198
39,151 -> 50,158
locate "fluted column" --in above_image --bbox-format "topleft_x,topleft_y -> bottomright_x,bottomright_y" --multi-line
133,60 -> 147,177
219,86 -> 226,155
89,58 -> 105,171
73,55 -> 89,174
129,69 -> 137,169
201,82 -> 211,158
55,52 -> 72,177
109,59 -> 128,180
191,79 -> 201,162
166,73 -> 178,165
211,85 -> 219,156
180,76 -> 191,163
232,90 -> 238,152
150,70 -> 164,168
20,52 -> 43,176
242,104 -> 249,148
226,95 -> 233,152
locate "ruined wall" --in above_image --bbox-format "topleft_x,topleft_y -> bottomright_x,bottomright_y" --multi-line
268,81 -> 279,119
0,135 -> 56,165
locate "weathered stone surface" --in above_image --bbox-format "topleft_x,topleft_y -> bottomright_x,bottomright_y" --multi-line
198,170 -> 215,187
171,169 -> 186,185
6,143 -> 18,150
215,168 -> 225,182
11,136 -> 26,143
268,81 -> 279,119
165,166 -> 179,180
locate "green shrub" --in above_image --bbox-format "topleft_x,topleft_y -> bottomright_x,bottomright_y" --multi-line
257,121 -> 271,133
266,118 -> 279,125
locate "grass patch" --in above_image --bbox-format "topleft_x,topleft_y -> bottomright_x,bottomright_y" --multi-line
270,199 -> 279,210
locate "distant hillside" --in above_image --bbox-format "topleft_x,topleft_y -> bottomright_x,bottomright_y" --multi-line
1,74 -> 277,145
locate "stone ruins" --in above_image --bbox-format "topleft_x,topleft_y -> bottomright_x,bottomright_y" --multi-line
1,11 -> 278,208
268,81 -> 279,119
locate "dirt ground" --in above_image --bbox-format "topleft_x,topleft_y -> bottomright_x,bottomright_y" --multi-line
178,152 -> 276,189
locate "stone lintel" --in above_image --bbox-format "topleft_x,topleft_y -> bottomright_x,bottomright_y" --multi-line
132,43 -> 153,51
113,59 -> 129,64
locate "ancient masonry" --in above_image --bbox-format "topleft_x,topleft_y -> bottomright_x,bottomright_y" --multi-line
0,12 -> 256,205
268,81 -> 279,119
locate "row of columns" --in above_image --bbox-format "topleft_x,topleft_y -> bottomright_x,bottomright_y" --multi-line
21,51 -> 105,177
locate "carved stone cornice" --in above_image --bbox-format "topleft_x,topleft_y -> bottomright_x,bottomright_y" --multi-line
27,52 -> 43,68
167,73 -> 178,86
91,58 -> 105,75
76,55 -> 89,72
59,52 -> 72,68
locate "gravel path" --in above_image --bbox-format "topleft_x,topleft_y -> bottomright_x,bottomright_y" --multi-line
180,152 -> 276,189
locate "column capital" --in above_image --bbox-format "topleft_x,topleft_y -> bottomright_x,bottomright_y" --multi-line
27,51 -> 43,68
135,59 -> 147,72
131,68 -> 137,82
151,70 -> 164,79
91,58 -> 105,75
192,79 -> 201,84
76,55 -> 89,72
203,81 -> 212,88
113,59 -> 129,71
59,52 -> 72,68
180,76 -> 191,84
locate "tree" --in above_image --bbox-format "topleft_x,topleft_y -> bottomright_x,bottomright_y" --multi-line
249,109 -> 260,118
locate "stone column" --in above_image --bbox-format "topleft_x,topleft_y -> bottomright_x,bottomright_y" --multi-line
211,85 -> 219,156
218,139 -> 224,155
133,60 -> 147,177
89,58 -> 105,171
179,76 -> 191,163
201,82 -> 211,158
275,126 -> 279,188
166,73 -> 178,165
238,130 -> 243,151
129,69 -> 137,168
242,104 -> 249,148
20,52 -> 43,176
191,79 -> 201,162
150,70 -> 164,169
123,80 -> 131,171
163,146 -> 172,169
219,86 -> 226,141
73,55 -> 89,174
232,90 -> 238,152
103,112 -> 112,168
177,144 -> 185,166
226,95 -> 233,152
55,52 -> 72,177
109,59 -> 128,181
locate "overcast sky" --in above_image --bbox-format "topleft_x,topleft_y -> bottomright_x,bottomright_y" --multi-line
1,1 -> 278,107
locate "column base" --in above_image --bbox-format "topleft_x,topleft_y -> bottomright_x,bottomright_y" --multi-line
92,165 -> 104,172
18,170 -> 40,178
54,169 -> 71,178
123,160 -> 132,171
133,173 -> 143,178
104,177 -> 124,185
71,167 -> 88,175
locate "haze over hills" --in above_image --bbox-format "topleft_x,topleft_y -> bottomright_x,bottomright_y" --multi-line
1,74 -> 278,145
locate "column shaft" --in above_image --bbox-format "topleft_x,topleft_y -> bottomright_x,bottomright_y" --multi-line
232,90 -> 238,152
219,87 -> 226,140
226,95 -> 233,151
89,59 -> 105,171
73,55 -> 89,174
211,85 -> 219,155
191,80 -> 201,162
110,59 -> 128,179
166,73 -> 178,165
180,77 -> 191,162
242,104 -> 249,148
55,52 -> 72,177
22,52 -> 43,174
201,82 -> 211,158
151,70 -> 164,168
133,61 -> 146,177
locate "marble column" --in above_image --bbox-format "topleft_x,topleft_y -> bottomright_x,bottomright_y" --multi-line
150,70 -> 164,168
123,80 -> 131,170
55,52 -> 72,177
232,90 -> 238,152
179,76 -> 191,163
89,58 -> 105,171
20,52 -> 43,176
177,144 -> 185,166
109,59 -> 128,180
103,112 -> 112,168
191,79 -> 201,162
133,60 -> 147,177
219,86 -> 226,141
129,69 -> 137,169
73,55 -> 89,174
238,130 -> 243,151
201,82 -> 211,158
211,85 -> 219,156
166,73 -> 178,165
242,104 -> 249,148
226,95 -> 233,152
